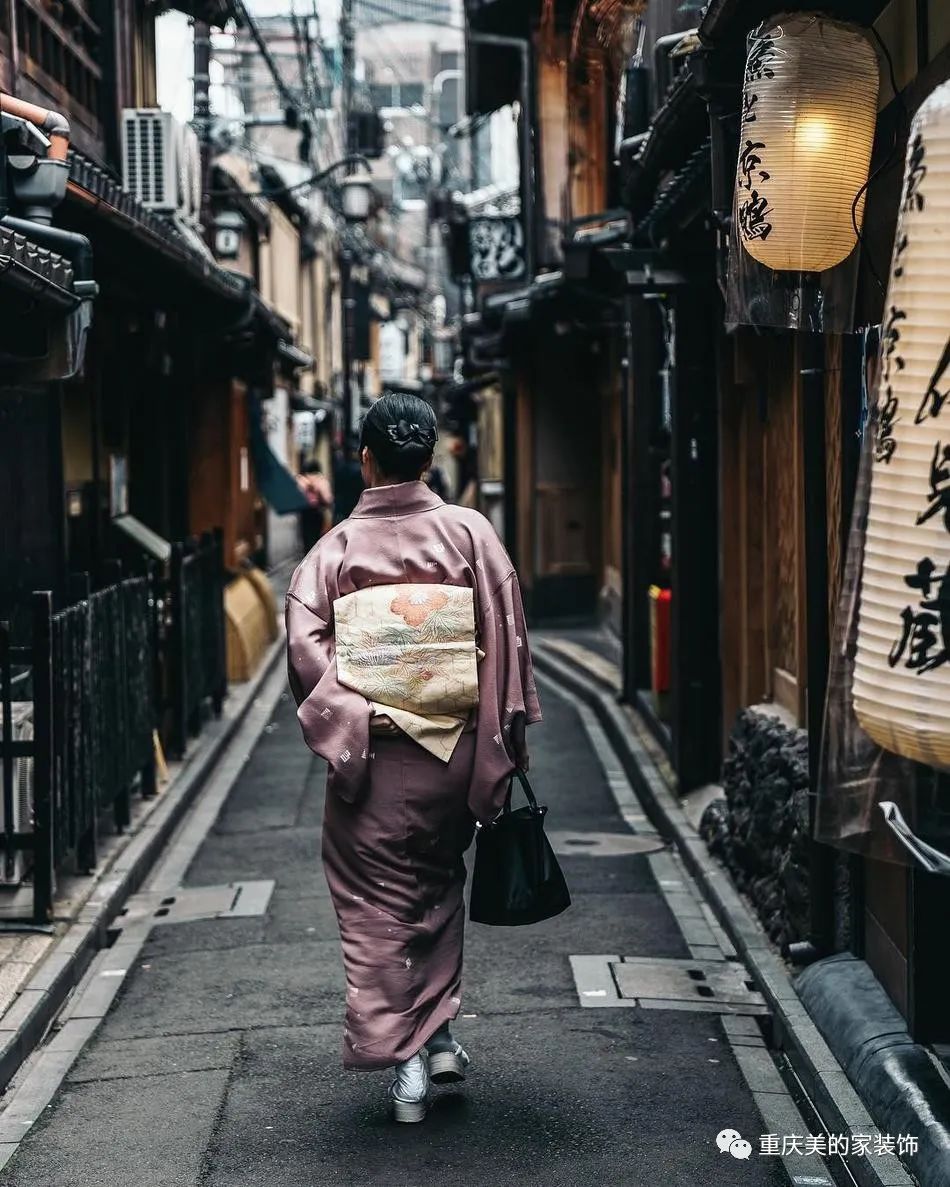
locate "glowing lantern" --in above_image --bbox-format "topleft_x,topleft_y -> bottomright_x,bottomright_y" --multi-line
854,80 -> 950,766
734,14 -> 879,273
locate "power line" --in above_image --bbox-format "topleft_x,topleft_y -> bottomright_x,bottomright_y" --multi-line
208,153 -> 371,197
230,0 -> 301,111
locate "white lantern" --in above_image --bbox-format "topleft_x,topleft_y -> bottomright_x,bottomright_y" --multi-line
734,15 -> 879,273
854,80 -> 950,766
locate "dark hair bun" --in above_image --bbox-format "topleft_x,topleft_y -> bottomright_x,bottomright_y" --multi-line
360,393 -> 438,480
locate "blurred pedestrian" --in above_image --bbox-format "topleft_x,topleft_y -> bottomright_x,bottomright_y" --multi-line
425,460 -> 449,501
332,437 -> 364,524
286,393 -> 541,1124
297,460 -> 333,553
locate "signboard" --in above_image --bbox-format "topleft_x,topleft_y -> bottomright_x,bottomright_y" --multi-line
469,216 -> 525,283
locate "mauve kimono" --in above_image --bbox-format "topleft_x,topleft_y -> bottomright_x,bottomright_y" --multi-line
286,480 -> 541,1069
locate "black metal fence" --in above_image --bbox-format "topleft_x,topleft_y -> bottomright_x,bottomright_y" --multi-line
169,530 -> 227,759
0,530 -> 226,922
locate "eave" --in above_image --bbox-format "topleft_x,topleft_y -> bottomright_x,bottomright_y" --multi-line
699,0 -> 892,45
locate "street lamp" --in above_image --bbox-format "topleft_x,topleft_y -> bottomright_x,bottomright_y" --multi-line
339,167 -> 374,439
340,173 -> 374,222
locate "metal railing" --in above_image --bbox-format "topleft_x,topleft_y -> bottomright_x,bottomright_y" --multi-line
0,529 -> 226,922
168,529 -> 227,760
0,571 -> 156,921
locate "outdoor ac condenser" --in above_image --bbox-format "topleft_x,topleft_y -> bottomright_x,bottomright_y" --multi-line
122,108 -> 180,212
122,108 -> 202,220
0,702 -> 32,886
122,109 -> 210,258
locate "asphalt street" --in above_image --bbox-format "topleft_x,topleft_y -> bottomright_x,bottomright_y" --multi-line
0,671 -> 792,1187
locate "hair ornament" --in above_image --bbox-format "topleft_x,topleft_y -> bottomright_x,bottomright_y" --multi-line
386,419 -> 436,449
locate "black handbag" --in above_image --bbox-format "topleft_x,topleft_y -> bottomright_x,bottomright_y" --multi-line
469,768 -> 571,926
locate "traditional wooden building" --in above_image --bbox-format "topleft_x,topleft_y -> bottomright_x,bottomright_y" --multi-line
460,0 -> 950,1175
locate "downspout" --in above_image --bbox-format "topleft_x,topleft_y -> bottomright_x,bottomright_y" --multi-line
1,93 -> 71,226
0,94 -> 70,160
0,98 -> 97,376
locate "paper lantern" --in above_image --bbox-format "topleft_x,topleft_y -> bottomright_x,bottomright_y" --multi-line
734,15 -> 879,273
854,80 -> 950,766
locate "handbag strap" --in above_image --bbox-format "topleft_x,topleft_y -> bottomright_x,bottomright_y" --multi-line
506,767 -> 540,813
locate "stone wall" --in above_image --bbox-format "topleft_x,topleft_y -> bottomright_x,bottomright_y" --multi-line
700,708 -> 810,951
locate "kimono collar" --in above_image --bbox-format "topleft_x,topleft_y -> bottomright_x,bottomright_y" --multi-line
351,480 -> 444,519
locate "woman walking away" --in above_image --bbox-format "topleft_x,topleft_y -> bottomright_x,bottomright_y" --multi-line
286,392 -> 541,1123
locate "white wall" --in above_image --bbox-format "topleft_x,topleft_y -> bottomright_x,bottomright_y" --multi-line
264,386 -> 302,568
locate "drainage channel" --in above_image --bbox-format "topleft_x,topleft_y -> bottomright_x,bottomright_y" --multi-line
535,669 -> 840,1187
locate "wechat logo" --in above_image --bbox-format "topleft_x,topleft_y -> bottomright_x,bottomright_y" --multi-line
717,1129 -> 752,1160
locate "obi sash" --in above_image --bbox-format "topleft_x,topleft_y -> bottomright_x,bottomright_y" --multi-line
333,583 -> 480,761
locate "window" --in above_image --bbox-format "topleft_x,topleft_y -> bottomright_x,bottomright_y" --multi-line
17,0 -> 103,134
369,81 -> 425,110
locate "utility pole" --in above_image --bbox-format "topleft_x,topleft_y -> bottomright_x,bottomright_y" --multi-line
339,0 -> 356,438
193,18 -> 213,245
340,0 -> 354,166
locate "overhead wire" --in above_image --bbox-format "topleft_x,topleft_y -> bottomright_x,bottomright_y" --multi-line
850,26 -> 909,298
230,0 -> 302,112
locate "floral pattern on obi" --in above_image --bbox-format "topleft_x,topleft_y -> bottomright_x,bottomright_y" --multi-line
334,583 -> 479,761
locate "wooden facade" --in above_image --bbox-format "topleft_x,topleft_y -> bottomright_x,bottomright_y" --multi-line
463,0 -> 950,1056
0,0 -> 341,625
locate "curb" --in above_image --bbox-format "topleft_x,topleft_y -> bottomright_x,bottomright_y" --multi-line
0,636 -> 286,1097
533,641 -> 916,1187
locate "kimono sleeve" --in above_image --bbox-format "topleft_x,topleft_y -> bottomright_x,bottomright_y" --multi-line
468,568 -> 543,825
285,560 -> 372,804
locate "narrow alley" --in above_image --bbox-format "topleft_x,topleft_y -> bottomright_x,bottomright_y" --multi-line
0,647 -> 811,1186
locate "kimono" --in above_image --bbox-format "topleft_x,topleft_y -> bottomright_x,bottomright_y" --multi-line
286,480 -> 541,1069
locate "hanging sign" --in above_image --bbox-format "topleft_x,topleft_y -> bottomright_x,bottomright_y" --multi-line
469,216 -> 526,283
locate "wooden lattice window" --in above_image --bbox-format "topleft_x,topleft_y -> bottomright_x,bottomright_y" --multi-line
17,0 -> 103,135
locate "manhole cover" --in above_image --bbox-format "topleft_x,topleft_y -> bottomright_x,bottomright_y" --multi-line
548,831 -> 665,857
570,955 -> 767,1014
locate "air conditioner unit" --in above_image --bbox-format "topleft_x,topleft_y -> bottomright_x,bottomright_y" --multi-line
122,108 -> 213,259
0,702 -> 33,886
122,108 -> 202,221
122,108 -> 180,212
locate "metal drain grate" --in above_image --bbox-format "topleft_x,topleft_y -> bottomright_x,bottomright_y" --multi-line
571,954 -> 767,1015
119,881 -> 275,928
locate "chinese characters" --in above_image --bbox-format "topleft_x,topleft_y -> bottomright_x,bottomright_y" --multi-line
888,558 -> 950,674
760,1133 -> 918,1158
737,30 -> 783,245
903,133 -> 927,214
875,305 -> 906,464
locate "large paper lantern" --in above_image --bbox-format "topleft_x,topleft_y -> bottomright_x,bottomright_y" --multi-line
854,80 -> 950,766
734,15 -> 879,273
